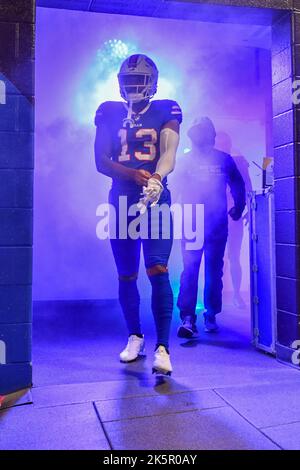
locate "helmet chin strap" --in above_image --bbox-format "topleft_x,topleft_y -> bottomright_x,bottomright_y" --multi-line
123,95 -> 149,128
122,100 -> 134,129
126,100 -> 133,122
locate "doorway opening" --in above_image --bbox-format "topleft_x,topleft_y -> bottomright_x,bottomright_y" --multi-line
32,4 -> 276,387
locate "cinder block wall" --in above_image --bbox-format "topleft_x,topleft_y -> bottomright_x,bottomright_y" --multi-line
0,0 -> 35,394
272,1 -> 300,365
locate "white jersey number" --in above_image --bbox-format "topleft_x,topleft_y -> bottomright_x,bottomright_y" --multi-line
118,128 -> 157,162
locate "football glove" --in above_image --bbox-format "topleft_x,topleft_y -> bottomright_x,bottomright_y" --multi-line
137,177 -> 163,214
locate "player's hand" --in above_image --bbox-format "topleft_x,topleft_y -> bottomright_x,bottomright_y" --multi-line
132,169 -> 152,186
144,176 -> 163,202
137,177 -> 164,214
228,206 -> 243,221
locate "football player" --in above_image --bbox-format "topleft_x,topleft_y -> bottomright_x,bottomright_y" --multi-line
94,54 -> 182,375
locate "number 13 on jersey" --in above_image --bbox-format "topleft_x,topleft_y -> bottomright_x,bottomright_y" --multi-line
118,128 -> 157,162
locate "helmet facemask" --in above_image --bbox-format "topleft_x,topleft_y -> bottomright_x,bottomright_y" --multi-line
118,72 -> 157,103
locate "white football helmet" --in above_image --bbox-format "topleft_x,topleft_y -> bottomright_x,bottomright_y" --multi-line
118,54 -> 158,103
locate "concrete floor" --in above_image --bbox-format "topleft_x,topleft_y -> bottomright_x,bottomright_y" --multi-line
1,297 -> 300,450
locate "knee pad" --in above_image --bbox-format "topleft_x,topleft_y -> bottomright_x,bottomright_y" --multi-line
146,264 -> 168,277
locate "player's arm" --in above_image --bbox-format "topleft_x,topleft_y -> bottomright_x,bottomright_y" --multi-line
137,101 -> 182,211
152,120 -> 180,182
138,120 -> 180,211
94,123 -> 150,186
227,156 -> 246,221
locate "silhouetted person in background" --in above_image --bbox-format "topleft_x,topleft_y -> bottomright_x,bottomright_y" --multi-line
216,132 -> 253,309
176,118 -> 246,338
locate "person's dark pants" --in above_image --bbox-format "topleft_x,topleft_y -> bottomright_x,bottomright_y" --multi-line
177,236 -> 227,322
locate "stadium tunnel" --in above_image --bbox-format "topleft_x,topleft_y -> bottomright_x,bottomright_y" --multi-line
0,0 -> 300,400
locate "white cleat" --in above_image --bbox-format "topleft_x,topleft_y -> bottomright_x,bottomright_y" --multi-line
152,346 -> 173,376
119,335 -> 146,363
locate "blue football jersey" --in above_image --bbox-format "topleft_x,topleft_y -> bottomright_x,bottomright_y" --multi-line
95,99 -> 182,192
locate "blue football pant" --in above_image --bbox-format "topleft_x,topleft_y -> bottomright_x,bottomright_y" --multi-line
109,189 -> 174,349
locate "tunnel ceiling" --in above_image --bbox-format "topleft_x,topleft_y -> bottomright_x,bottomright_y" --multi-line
36,0 -> 290,25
